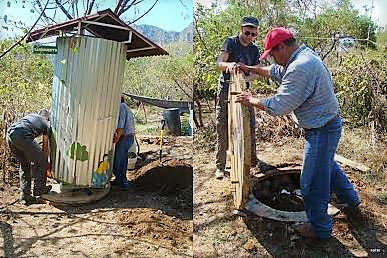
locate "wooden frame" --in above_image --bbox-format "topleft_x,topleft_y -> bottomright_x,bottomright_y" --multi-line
227,71 -> 251,209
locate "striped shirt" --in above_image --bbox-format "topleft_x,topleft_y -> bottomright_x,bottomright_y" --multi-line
262,44 -> 339,129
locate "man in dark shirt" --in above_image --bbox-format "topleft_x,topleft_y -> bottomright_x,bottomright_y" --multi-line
214,16 -> 260,179
6,110 -> 52,205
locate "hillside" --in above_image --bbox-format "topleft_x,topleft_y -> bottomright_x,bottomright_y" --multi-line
132,23 -> 193,45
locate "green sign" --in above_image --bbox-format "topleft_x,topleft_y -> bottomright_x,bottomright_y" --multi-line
32,45 -> 57,54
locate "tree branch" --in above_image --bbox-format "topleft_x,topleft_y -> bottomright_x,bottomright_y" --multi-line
35,0 -> 50,24
86,0 -> 95,15
55,0 -> 73,19
118,0 -> 145,17
321,39 -> 337,61
84,0 -> 89,15
117,0 -> 133,16
173,79 -> 192,99
124,0 -> 158,21
114,0 -> 125,14
0,0 -> 50,60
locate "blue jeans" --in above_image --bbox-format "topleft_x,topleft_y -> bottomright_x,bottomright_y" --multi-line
301,116 -> 359,239
113,134 -> 134,185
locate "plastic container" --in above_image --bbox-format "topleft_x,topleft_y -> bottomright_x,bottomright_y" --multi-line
127,152 -> 137,170
163,108 -> 181,136
129,138 -> 137,153
188,108 -> 193,136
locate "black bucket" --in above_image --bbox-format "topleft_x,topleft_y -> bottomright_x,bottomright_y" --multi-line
163,108 -> 181,136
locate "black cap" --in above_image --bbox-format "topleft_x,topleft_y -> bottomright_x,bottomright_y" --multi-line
241,16 -> 258,28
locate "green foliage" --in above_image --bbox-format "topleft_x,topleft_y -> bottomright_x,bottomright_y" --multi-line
376,26 -> 387,50
180,114 -> 190,136
333,52 -> 387,130
194,0 -> 381,99
194,0 -> 289,98
0,40 -> 53,122
295,0 -> 378,60
123,42 -> 192,101
146,127 -> 157,135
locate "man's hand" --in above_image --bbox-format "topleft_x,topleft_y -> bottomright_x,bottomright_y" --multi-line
235,92 -> 263,109
113,128 -> 123,144
113,133 -> 120,144
236,62 -> 249,73
225,62 -> 237,73
46,162 -> 52,178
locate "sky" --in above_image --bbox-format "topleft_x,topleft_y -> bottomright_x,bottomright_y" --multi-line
350,0 -> 386,28
194,0 -> 387,28
0,0 -> 193,38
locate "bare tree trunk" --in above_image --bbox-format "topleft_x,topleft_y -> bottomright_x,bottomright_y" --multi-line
193,108 -> 200,128
194,98 -> 204,127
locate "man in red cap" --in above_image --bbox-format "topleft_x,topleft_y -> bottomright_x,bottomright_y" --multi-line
214,16 -> 260,179
236,27 -> 360,239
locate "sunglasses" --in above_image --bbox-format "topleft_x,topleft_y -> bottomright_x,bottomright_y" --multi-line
244,31 -> 257,37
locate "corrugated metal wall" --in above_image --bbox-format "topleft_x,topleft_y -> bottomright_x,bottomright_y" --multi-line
50,36 -> 127,187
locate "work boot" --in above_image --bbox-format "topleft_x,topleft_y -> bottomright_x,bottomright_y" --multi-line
33,185 -> 52,196
330,193 -> 361,210
292,222 -> 318,239
215,169 -> 225,179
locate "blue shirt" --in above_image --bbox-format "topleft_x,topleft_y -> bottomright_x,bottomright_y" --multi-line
7,114 -> 50,139
117,103 -> 135,135
262,44 -> 339,129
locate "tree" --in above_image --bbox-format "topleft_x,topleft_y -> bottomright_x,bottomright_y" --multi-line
193,0 -> 384,130
123,42 -> 192,102
376,26 -> 387,51
1,0 -> 162,26
193,0 -> 295,126
0,39 -> 53,121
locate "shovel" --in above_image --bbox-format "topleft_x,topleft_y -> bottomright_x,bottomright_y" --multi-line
159,119 -> 166,161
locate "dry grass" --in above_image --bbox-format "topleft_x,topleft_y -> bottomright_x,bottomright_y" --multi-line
338,126 -> 387,188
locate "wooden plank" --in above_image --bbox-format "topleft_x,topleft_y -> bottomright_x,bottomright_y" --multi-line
228,71 -> 251,209
334,154 -> 370,172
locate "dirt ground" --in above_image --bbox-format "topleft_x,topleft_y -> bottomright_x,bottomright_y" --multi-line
0,136 -> 193,258
193,110 -> 387,257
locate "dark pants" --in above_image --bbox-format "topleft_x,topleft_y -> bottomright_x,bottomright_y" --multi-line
216,80 -> 257,170
113,134 -> 134,184
6,129 -> 48,198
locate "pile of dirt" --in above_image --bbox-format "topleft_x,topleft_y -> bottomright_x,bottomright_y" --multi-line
131,158 -> 193,194
116,209 -> 193,249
